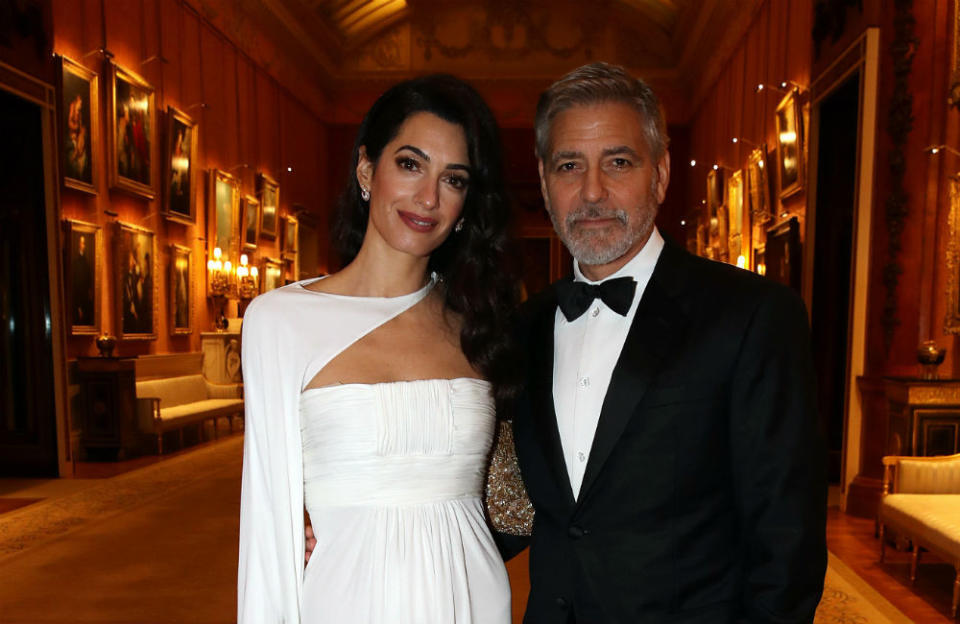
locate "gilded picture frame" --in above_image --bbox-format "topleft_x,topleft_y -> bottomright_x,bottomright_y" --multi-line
163,106 -> 198,224
63,219 -> 101,335
707,169 -> 727,262
58,55 -> 99,194
260,257 -> 284,293
282,215 -> 298,258
746,146 -> 771,223
945,174 -> 960,333
241,195 -> 261,252
258,173 -> 279,240
208,169 -> 240,260
107,62 -> 155,199
775,89 -> 804,199
115,222 -> 158,340
169,244 -> 192,335
727,169 -> 746,266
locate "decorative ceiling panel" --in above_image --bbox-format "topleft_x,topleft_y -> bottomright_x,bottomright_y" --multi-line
251,0 -> 765,119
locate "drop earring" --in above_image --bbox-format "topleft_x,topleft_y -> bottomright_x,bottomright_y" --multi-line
454,218 -> 464,233
360,187 -> 370,202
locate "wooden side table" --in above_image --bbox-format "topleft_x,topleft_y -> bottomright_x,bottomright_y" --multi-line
76,357 -> 139,459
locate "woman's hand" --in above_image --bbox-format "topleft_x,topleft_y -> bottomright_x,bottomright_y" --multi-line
305,525 -> 317,564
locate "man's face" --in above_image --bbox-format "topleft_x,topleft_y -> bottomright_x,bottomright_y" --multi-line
538,101 -> 670,279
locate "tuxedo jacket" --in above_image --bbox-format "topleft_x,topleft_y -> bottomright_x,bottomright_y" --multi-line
503,240 -> 827,624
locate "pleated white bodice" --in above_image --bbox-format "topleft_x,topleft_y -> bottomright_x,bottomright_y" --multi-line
298,378 -> 511,623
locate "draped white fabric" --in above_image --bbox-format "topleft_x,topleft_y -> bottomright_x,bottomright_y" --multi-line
299,379 -> 511,622
239,278 -> 438,623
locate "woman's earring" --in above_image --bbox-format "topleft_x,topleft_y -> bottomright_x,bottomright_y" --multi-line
454,218 -> 464,233
360,187 -> 370,202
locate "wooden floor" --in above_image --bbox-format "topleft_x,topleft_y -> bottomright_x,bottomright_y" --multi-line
827,507 -> 957,623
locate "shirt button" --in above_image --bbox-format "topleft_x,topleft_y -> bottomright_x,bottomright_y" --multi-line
578,377 -> 590,388
577,451 -> 586,462
591,307 -> 600,317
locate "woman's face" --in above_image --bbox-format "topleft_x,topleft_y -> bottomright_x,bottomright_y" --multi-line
357,112 -> 471,261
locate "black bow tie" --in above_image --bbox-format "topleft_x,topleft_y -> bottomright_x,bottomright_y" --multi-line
556,277 -> 637,321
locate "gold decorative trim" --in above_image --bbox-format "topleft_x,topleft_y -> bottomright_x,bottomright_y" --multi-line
946,175 -> 960,333
950,0 -> 960,108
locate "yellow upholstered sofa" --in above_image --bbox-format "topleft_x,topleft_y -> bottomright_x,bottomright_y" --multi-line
878,453 -> 960,618
134,353 -> 243,454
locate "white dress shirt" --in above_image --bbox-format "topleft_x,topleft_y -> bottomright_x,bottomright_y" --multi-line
553,227 -> 665,499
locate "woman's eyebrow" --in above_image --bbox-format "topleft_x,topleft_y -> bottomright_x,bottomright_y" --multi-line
395,144 -> 429,161
396,144 -> 471,173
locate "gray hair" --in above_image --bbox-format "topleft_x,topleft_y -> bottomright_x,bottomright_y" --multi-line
534,62 -> 669,161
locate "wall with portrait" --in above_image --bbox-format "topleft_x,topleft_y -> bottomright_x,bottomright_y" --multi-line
53,0 -> 331,359
684,0 -> 813,276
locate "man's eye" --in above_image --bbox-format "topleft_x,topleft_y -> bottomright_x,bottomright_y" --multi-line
397,157 -> 419,171
557,162 -> 578,172
611,158 -> 631,168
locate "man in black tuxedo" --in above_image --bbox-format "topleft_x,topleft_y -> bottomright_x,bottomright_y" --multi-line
502,63 -> 827,623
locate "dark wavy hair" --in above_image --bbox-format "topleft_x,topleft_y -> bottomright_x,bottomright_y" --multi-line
332,74 -> 521,408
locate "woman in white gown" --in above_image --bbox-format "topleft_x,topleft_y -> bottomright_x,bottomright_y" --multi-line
238,75 -> 521,623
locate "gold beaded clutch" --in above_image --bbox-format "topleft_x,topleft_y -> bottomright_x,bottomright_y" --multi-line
485,419 -> 534,536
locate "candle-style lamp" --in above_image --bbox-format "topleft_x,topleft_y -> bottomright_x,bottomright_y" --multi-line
237,254 -> 259,299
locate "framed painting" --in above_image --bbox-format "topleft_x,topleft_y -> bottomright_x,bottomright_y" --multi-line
163,106 -> 198,224
107,62 -> 155,199
727,169 -> 745,265
260,257 -> 284,293
707,167 -> 724,215
754,244 -> 767,277
258,173 -> 279,239
115,222 -> 157,340
58,56 -> 98,194
282,215 -> 298,259
169,244 -> 192,335
765,216 -> 801,291
241,195 -> 261,251
775,89 -> 804,199
208,169 -> 240,259
746,146 -> 771,223
63,219 -> 101,335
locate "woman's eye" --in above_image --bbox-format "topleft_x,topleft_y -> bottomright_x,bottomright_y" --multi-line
397,157 -> 419,171
445,175 -> 469,190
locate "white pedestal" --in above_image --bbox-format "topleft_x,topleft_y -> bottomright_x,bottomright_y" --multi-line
201,331 -> 242,384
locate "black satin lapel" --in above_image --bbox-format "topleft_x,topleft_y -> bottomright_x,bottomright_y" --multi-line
529,287 -> 577,506
576,254 -> 690,505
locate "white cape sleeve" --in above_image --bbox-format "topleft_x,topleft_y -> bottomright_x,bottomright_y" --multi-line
237,293 -> 305,622
237,279 -> 436,622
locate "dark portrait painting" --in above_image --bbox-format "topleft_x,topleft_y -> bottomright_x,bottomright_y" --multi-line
109,64 -> 155,199
164,107 -> 197,223
116,223 -> 156,340
64,220 -> 100,334
258,173 -> 279,239
59,56 -> 98,193
170,244 -> 192,335
242,195 -> 260,251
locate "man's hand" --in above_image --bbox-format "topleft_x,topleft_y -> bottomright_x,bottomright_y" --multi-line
305,525 -> 317,564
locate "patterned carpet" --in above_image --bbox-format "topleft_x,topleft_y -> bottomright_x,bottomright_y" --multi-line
0,437 -> 915,622
816,553 -> 913,623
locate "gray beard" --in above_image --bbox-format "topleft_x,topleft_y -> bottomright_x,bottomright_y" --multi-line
550,203 -> 656,267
